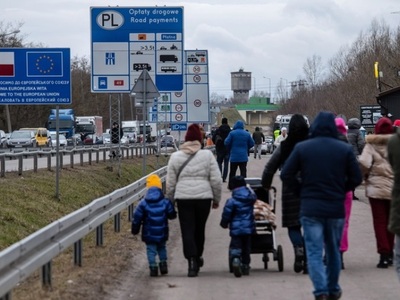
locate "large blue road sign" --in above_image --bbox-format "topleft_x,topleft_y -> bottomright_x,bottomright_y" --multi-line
0,48 -> 71,105
91,6 -> 184,93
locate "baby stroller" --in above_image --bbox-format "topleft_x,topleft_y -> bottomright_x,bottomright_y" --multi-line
246,177 -> 284,272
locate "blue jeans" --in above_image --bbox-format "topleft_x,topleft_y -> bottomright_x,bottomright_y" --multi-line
229,235 -> 252,264
301,216 -> 344,297
288,225 -> 304,248
146,241 -> 167,267
216,151 -> 230,181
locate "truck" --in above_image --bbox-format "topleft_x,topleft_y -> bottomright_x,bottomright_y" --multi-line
75,116 -> 103,144
121,120 -> 157,143
46,109 -> 75,145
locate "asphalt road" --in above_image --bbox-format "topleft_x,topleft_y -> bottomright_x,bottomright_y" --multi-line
112,153 -> 399,300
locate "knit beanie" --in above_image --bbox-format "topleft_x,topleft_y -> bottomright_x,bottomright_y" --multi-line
335,118 -> 347,134
374,117 -> 393,134
185,123 -> 203,143
222,117 -> 228,124
393,119 -> 400,127
228,175 -> 246,190
146,174 -> 162,189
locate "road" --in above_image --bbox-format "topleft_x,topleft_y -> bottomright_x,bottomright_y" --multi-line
111,154 -> 399,300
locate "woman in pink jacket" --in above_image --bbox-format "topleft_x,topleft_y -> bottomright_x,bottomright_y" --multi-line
335,118 -> 354,269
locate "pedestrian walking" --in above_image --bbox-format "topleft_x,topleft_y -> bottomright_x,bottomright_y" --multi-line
224,120 -> 254,179
274,127 -> 287,148
131,174 -> 177,277
252,127 -> 265,159
261,114 -> 309,274
335,117 -> 354,269
358,117 -> 395,269
212,117 -> 231,182
166,123 -> 222,277
281,111 -> 362,300
347,117 -> 365,200
220,176 -> 257,277
387,121 -> 400,281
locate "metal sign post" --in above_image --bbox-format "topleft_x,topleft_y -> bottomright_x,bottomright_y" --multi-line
131,69 -> 160,176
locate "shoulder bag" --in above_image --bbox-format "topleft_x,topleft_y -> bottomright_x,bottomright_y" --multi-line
177,152 -> 197,179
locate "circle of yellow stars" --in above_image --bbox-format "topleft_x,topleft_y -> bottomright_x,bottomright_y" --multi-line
35,55 -> 54,74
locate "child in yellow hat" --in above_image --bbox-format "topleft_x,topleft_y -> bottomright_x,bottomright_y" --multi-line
132,174 -> 176,277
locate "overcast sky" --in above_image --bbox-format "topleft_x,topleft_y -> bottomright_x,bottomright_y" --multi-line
2,0 -> 400,99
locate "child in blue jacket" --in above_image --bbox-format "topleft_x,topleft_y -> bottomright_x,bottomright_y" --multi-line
132,174 -> 177,277
220,176 -> 257,277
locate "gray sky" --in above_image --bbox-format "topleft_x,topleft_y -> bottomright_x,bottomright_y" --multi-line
2,0 -> 400,99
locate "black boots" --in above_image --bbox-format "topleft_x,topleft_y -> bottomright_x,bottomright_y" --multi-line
232,257 -> 242,277
377,254 -> 390,268
294,246 -> 305,273
149,266 -> 158,277
188,257 -> 199,277
241,264 -> 250,276
159,261 -> 168,275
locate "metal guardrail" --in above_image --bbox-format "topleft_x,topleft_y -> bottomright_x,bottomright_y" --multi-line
0,166 -> 168,299
0,144 -> 158,177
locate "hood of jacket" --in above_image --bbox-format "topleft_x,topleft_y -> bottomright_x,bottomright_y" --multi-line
309,111 -> 338,139
144,187 -> 165,203
231,186 -> 257,203
365,133 -> 392,157
348,118 -> 361,129
179,140 -> 201,154
233,120 -> 245,130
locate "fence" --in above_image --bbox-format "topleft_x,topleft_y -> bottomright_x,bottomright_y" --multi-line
0,144 -> 158,177
0,166 -> 168,299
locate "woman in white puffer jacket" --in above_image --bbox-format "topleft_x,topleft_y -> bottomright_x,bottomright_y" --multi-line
166,123 -> 222,277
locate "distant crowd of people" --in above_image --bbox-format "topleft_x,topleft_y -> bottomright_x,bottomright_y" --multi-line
130,113 -> 400,300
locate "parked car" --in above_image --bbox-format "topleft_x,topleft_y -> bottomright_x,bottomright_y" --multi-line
249,139 -> 272,155
102,133 -> 111,144
7,130 -> 36,148
50,133 -> 67,147
0,130 -> 7,148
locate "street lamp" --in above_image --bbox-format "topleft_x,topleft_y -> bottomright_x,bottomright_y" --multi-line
1,29 -> 20,133
252,77 -> 257,96
263,76 -> 271,100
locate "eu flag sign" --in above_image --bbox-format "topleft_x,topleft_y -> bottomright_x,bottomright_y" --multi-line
26,51 -> 63,77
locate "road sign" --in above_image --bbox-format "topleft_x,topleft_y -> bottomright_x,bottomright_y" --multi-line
131,69 -> 160,99
0,48 -> 71,105
171,123 -> 187,131
91,6 -> 184,93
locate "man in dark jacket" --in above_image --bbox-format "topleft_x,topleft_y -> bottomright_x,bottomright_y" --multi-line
212,117 -> 231,182
224,120 -> 254,179
281,111 -> 362,300
252,127 -> 265,159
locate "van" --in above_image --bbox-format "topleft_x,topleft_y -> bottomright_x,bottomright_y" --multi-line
19,127 -> 49,146
161,66 -> 177,73
160,55 -> 178,63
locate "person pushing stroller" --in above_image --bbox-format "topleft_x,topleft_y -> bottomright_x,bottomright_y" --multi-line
220,176 -> 257,277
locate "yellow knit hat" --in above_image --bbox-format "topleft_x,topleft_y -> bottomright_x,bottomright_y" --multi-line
146,174 -> 162,189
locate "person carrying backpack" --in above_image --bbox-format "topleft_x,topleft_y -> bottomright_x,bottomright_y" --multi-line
212,117 -> 231,182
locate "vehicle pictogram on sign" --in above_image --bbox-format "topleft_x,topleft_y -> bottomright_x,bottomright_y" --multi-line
194,99 -> 201,107
175,113 -> 183,121
193,75 -> 201,83
175,104 -> 183,112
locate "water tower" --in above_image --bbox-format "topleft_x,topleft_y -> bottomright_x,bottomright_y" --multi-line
231,68 -> 251,102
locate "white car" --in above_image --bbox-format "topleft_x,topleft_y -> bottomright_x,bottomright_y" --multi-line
50,133 -> 67,147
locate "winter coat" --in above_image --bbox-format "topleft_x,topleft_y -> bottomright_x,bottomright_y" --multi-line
252,129 -> 265,145
212,123 -> 231,154
280,112 -> 363,219
388,128 -> 400,234
261,145 -> 301,227
220,186 -> 257,236
131,187 -> 177,243
347,118 -> 365,156
166,140 -> 222,205
224,120 -> 254,163
358,134 -> 394,201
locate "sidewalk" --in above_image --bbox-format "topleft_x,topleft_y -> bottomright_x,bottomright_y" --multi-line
115,154 -> 399,300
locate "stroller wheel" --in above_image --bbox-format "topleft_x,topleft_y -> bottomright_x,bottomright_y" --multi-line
263,253 -> 269,269
277,245 -> 284,272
